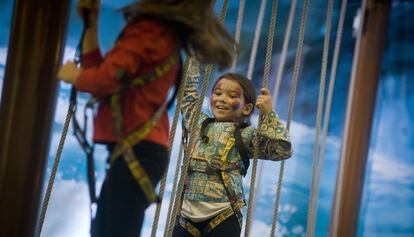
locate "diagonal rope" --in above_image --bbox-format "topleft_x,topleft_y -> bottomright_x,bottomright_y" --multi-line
165,2 -> 229,236
151,58 -> 190,237
306,0 -> 334,236
247,0 -> 267,79
309,0 -> 348,235
37,101 -> 75,237
244,1 -> 279,236
231,0 -> 246,72
271,0 -> 310,236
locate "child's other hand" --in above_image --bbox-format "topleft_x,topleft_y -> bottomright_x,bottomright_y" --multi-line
256,88 -> 273,115
77,0 -> 100,26
57,61 -> 80,85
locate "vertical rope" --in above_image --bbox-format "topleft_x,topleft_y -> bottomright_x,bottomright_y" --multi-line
166,64 -> 213,237
247,0 -> 267,79
253,1 -> 298,225
270,0 -> 310,236
244,1 -> 279,236
310,0 -> 348,235
151,59 -> 190,237
37,102 -> 75,237
231,0 -> 246,72
272,0 -> 297,106
306,0 -> 334,236
163,142 -> 185,236
165,2 -> 229,236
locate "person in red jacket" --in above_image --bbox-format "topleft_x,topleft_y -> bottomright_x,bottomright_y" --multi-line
57,0 -> 237,236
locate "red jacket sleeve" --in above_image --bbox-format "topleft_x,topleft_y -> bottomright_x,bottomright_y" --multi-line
75,20 -> 179,96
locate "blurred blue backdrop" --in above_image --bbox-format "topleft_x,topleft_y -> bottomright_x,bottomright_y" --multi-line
0,0 -> 413,236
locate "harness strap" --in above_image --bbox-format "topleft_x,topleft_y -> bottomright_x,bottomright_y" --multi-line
219,138 -> 244,227
108,51 -> 180,204
178,217 -> 202,237
178,207 -> 239,237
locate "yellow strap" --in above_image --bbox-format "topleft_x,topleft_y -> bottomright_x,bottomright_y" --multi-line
110,103 -> 166,162
220,138 -> 235,163
179,217 -> 202,237
122,147 -> 158,203
206,207 -> 235,232
130,51 -> 179,87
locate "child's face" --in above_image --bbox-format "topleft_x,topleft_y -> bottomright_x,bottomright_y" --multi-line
211,78 -> 253,122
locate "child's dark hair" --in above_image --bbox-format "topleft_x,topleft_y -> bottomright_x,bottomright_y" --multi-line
213,73 -> 256,120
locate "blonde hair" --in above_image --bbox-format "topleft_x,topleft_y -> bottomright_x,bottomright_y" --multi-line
120,0 -> 238,70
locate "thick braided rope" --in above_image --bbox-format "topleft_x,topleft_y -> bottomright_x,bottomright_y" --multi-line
231,0 -> 246,71
244,1 -> 279,236
163,142 -> 185,236
311,0 -> 348,234
254,2 -> 298,229
166,64 -> 213,237
270,0 -> 310,236
151,59 -> 190,237
306,0 -> 334,236
272,0 -> 298,106
247,0 -> 267,79
165,3 -> 229,235
37,102 -> 75,237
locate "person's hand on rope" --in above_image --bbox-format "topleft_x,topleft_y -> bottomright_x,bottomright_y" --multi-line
77,0 -> 100,27
57,61 -> 80,85
256,88 -> 273,115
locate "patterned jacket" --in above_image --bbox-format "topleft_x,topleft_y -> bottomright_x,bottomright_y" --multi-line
181,60 -> 293,208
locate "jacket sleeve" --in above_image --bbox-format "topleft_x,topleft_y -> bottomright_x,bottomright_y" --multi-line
248,111 -> 293,161
75,20 -> 178,96
181,59 -> 207,129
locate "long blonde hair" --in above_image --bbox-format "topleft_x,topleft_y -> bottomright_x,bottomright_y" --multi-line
120,0 -> 237,70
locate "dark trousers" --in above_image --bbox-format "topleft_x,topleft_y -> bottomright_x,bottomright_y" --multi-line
172,214 -> 241,237
91,141 -> 169,237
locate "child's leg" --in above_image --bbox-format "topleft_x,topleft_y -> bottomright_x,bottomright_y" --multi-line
206,214 -> 241,237
91,141 -> 168,237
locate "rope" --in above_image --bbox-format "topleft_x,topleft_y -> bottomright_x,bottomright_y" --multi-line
231,0 -> 245,71
270,0 -> 310,235
244,1 -> 279,236
151,59 -> 190,237
309,0 -> 348,235
253,0 -> 298,229
247,0 -> 267,79
166,63 -> 213,237
165,3 -> 229,236
163,142 -> 185,236
272,0 -> 297,106
306,0 -> 333,235
37,102 -> 75,237
37,7 -> 92,235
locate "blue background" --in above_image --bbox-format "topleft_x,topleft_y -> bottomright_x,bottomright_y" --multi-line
0,0 -> 413,236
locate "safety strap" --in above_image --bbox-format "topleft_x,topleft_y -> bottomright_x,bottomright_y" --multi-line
178,207 -> 235,237
218,138 -> 243,227
108,51 -> 181,204
200,117 -> 250,176
234,122 -> 250,176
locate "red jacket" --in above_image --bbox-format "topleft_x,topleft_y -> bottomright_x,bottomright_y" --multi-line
75,19 -> 180,147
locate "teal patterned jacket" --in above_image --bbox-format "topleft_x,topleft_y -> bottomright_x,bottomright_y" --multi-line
181,60 -> 292,209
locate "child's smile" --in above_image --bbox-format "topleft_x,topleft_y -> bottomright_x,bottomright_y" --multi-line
211,78 -> 250,122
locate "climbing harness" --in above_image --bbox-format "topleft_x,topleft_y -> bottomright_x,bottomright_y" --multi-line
106,50 -> 181,204
178,136 -> 244,236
